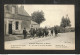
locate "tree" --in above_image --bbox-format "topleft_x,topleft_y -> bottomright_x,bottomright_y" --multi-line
67,17 -> 71,27
60,15 -> 71,28
31,10 -> 45,25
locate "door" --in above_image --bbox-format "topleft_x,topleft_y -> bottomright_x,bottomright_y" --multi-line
4,24 -> 6,35
8,21 -> 12,34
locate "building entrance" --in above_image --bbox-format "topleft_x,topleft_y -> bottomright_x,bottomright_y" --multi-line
8,21 -> 12,34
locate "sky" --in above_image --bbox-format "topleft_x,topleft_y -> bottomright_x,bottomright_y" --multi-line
19,5 -> 75,28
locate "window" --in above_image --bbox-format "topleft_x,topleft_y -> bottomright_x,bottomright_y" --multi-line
16,21 -> 19,30
6,5 -> 9,11
12,6 -> 16,14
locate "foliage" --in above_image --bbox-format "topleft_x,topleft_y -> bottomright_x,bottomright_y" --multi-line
53,25 -> 75,33
60,16 -> 71,28
31,10 -> 45,24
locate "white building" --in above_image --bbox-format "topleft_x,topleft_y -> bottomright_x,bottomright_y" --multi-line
30,20 -> 40,29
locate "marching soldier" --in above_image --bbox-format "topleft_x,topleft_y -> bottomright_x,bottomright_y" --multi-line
51,29 -> 53,36
54,27 -> 58,36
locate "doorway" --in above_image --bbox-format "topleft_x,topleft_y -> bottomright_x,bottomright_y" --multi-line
8,21 -> 12,34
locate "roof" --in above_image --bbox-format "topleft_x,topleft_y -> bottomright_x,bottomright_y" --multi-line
18,6 -> 30,16
31,21 -> 38,25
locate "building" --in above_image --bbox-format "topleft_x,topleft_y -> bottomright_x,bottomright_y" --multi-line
4,4 -> 31,35
30,20 -> 40,29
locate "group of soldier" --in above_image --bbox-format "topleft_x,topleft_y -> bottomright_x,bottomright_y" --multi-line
23,27 -> 58,39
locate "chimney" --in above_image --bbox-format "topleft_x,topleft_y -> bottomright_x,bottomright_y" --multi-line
21,5 -> 24,9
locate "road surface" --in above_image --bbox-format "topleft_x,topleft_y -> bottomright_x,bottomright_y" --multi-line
4,32 -> 75,50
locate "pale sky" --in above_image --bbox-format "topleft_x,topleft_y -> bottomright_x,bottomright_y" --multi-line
19,5 -> 75,28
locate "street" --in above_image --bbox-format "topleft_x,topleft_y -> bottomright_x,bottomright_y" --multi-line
4,32 -> 75,50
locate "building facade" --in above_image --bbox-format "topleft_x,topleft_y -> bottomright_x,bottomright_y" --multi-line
31,20 -> 40,29
4,4 -> 31,35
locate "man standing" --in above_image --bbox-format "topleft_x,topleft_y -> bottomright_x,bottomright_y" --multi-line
23,28 -> 27,39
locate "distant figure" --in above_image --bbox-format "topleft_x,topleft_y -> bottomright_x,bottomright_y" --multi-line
23,28 -> 27,39
33,28 -> 36,38
54,27 -> 58,36
41,28 -> 44,37
43,28 -> 45,37
38,28 -> 42,37
48,29 -> 51,36
29,28 -> 34,37
42,29 -> 45,37
51,29 -> 53,36
45,29 -> 49,37
35,28 -> 37,36
36,28 -> 39,37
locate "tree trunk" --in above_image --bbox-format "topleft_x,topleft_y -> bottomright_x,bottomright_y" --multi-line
39,24 -> 40,28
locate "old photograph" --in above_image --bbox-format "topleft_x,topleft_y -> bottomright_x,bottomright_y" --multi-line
4,4 -> 75,50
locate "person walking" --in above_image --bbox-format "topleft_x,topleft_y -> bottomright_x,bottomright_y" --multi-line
51,29 -> 53,36
23,28 -> 27,39
29,28 -> 34,37
48,29 -> 51,36
54,27 -> 58,36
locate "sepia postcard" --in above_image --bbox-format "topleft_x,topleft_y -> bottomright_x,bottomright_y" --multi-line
4,4 -> 75,50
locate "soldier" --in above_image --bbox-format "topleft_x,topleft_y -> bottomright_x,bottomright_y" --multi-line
42,28 -> 45,37
46,29 -> 49,36
51,29 -> 53,36
29,28 -> 34,37
45,29 -> 49,37
40,28 -> 44,37
54,27 -> 58,36
33,28 -> 36,38
36,28 -> 39,37
38,28 -> 41,37
48,29 -> 51,36
34,28 -> 37,36
42,28 -> 44,37
23,28 -> 27,39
